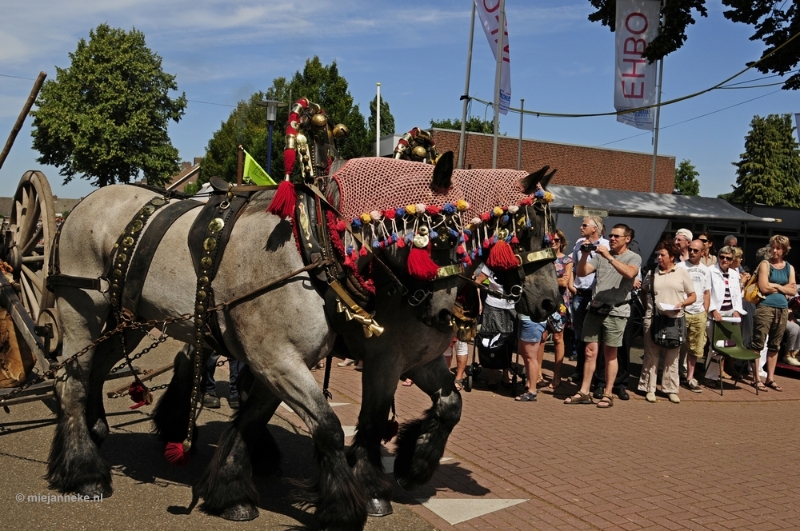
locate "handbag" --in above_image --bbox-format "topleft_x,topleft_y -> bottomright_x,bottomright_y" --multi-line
743,261 -> 766,304
546,311 -> 565,333
648,276 -> 686,349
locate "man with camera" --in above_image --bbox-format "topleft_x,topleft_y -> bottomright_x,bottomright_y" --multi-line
565,224 -> 641,408
569,216 -> 608,383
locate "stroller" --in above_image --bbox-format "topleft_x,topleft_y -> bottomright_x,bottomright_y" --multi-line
463,325 -> 525,395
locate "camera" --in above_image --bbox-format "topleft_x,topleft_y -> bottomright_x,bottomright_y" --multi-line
580,242 -> 597,253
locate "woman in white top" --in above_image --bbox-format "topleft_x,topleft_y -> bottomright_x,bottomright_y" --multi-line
474,264 -> 516,390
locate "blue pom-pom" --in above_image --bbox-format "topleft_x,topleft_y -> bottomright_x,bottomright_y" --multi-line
430,230 -> 438,239
449,228 -> 459,238
443,203 -> 456,214
501,214 -> 509,224
372,239 -> 381,249
352,218 -> 362,229
396,207 -> 406,217
526,218 -> 531,228
534,190 -> 545,199
405,233 -> 414,243
459,235 -> 465,243
492,235 -> 498,244
470,250 -> 476,260
392,232 -> 398,243
464,229 -> 472,237
477,247 -> 483,257
506,235 -> 513,243
346,245 -> 353,255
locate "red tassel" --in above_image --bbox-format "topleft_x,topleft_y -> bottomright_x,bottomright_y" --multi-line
382,418 -> 399,443
359,246 -> 368,257
486,240 -> 520,271
408,247 -> 439,281
396,237 -> 406,248
336,220 -> 346,232
165,442 -> 189,466
267,180 -> 297,219
283,149 -> 296,176
510,234 -> 519,245
482,238 -> 490,249
129,382 -> 145,403
462,254 -> 473,267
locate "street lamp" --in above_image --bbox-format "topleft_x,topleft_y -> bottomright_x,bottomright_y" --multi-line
256,99 -> 287,176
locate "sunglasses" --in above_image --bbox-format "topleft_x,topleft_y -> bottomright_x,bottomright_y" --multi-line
719,256 -> 732,261
689,248 -> 702,253
698,238 -> 709,243
580,224 -> 595,228
551,238 -> 561,242
608,234 -> 624,239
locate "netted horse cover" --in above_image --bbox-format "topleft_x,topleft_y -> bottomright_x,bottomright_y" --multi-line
332,157 -> 531,220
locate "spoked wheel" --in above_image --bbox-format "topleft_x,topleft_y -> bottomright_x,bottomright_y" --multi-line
6,170 -> 59,354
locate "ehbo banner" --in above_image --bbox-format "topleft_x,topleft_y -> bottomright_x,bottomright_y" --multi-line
475,0 -> 511,115
614,0 -> 661,130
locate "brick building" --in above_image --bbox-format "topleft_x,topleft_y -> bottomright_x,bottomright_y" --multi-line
429,128 -> 675,194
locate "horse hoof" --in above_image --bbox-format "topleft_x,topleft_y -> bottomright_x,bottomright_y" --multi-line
76,483 -> 112,499
221,503 -> 259,521
366,498 -> 393,517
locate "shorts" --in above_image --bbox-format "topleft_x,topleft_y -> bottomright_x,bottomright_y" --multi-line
685,311 -> 707,359
452,340 -> 468,356
518,319 -> 545,343
750,305 -> 788,351
581,312 -> 627,347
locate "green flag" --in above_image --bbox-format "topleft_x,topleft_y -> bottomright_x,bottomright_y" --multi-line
242,149 -> 276,185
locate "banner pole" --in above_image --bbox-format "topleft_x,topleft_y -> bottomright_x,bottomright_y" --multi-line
376,82 -> 381,157
492,0 -> 506,169
518,98 -> 524,170
458,1 -> 477,170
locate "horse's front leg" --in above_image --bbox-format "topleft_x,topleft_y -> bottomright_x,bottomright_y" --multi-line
393,354 -> 462,491
194,376 -> 282,521
346,354 -> 404,517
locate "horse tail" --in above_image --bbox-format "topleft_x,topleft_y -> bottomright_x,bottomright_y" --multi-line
152,347 -> 196,447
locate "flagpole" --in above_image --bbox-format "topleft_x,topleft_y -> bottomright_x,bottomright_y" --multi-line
376,82 -> 381,157
650,0 -> 666,193
458,0 -> 477,170
517,98 -> 524,170
492,0 -> 506,169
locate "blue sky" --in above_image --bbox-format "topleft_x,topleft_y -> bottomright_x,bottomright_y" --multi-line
1,0 -> 797,201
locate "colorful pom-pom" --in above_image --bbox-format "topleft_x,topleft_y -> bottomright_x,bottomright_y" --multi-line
359,247 -> 368,257
384,209 -> 396,220
361,213 -> 372,223
396,237 -> 406,248
534,189 -> 545,199
482,238 -> 490,249
544,191 -> 554,203
457,200 -> 469,211
426,205 -> 441,216
430,230 -> 438,239
501,214 -> 509,224
464,229 -> 472,237
520,198 -> 533,206
449,228 -> 459,238
392,232 -> 398,243
415,203 -> 426,215
493,207 -> 504,217
480,212 -> 491,223
508,205 -> 519,214
443,203 -> 456,215
511,234 -> 519,245
352,218 -> 362,229
370,210 -> 382,221
406,204 -> 416,215
372,239 -> 381,249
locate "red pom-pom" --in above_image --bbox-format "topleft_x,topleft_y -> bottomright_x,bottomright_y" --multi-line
408,247 -> 439,281
486,240 -> 520,271
396,237 -> 406,248
129,382 -> 145,403
425,205 -> 441,216
384,209 -> 396,220
510,234 -> 519,245
336,220 -> 346,231
480,212 -> 491,222
359,246 -> 368,257
520,198 -> 533,206
462,254 -> 473,267
267,180 -> 297,219
165,442 -> 189,466
457,244 -> 466,255
344,256 -> 353,268
482,238 -> 490,249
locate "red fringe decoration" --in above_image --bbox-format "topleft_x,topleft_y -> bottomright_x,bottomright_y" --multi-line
382,418 -> 399,443
510,234 -> 519,245
408,246 -> 439,281
462,254 -> 473,267
324,211 -> 376,295
482,238 -> 490,249
129,382 -> 145,403
359,246 -> 368,257
165,442 -> 189,466
486,240 -> 519,271
267,180 -> 297,219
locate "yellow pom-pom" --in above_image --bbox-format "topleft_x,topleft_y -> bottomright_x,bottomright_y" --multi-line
544,191 -> 554,203
493,207 -> 504,217
456,199 -> 469,212
360,213 -> 372,223
406,204 -> 417,215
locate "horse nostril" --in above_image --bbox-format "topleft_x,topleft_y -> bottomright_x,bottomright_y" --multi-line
541,299 -> 556,313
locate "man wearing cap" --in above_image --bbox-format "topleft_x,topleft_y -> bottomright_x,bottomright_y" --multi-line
674,228 -> 693,263
569,216 -> 608,384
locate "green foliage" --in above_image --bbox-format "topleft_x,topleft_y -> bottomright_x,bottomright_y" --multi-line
31,24 -> 187,187
674,159 -> 700,196
368,96 -> 395,138
430,116 -> 497,134
201,57 -> 371,184
586,1 -> 800,89
730,114 -> 800,207
183,181 -> 200,195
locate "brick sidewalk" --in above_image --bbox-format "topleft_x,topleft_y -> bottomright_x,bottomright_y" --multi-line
303,349 -> 800,530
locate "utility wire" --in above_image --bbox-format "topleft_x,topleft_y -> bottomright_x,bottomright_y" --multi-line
0,73 -> 38,81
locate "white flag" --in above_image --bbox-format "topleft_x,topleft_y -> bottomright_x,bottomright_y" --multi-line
614,0 -> 661,130
795,113 -> 800,143
475,0 -> 511,115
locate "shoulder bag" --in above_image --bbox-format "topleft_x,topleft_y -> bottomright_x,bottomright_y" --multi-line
649,276 -> 686,349
743,261 -> 767,305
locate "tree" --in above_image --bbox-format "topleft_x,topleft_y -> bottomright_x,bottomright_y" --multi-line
368,96 -> 395,138
430,116 -> 498,134
674,159 -> 700,196
729,114 -> 800,207
201,57 -> 371,183
586,1 -> 800,90
31,24 -> 187,187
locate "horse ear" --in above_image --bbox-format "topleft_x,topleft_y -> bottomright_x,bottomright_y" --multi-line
541,168 -> 557,189
431,151 -> 454,193
520,165 -> 550,194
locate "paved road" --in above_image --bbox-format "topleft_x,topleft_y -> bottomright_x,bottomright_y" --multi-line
2,335 -> 800,530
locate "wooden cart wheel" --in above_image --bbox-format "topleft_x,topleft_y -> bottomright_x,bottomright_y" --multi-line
6,171 -> 57,341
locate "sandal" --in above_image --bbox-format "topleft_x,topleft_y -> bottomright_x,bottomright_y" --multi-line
752,381 -> 768,392
596,394 -> 614,409
454,379 -> 464,391
564,391 -> 593,405
765,379 -> 783,392
515,390 -> 537,402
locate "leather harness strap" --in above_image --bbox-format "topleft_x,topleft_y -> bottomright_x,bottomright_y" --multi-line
121,199 -> 203,318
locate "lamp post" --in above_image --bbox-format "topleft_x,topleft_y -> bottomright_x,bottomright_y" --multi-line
257,99 -> 286,176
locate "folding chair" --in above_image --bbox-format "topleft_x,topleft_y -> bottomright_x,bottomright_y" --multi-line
709,319 -> 761,396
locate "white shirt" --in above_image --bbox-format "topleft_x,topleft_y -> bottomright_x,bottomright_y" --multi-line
479,264 -> 516,310
677,260 -> 711,315
572,236 -> 610,290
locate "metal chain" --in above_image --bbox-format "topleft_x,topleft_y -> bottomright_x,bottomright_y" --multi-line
109,329 -> 170,373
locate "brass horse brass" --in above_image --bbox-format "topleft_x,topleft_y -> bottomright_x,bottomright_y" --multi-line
121,237 -> 134,248
130,220 -> 143,233
203,238 -> 217,252
208,218 -> 224,233
200,256 -> 213,269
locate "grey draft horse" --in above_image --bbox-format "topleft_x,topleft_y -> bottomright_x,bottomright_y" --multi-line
152,162 -> 561,524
